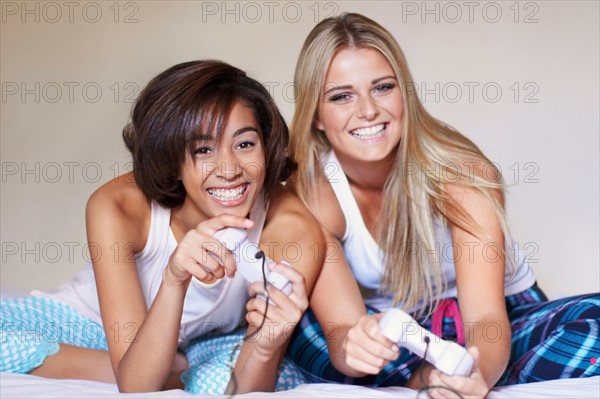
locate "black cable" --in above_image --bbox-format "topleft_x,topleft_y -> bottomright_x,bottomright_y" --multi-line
416,336 -> 465,399
225,250 -> 270,398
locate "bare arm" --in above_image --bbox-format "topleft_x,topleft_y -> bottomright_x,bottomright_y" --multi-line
428,182 -> 510,396
296,163 -> 402,378
88,175 -> 252,392
225,187 -> 325,394
87,177 -> 183,392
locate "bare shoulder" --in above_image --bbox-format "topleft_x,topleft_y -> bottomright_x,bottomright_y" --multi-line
442,158 -> 505,240
445,158 -> 504,207
86,172 -> 151,251
263,184 -> 323,243
262,184 -> 325,290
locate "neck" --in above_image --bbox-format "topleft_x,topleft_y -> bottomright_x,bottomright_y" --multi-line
170,199 -> 207,238
335,152 -> 396,192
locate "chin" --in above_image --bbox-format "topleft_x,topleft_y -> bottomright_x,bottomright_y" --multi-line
353,149 -> 396,163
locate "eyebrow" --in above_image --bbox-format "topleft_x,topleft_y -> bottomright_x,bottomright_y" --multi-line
323,75 -> 397,96
195,126 -> 259,142
233,127 -> 259,137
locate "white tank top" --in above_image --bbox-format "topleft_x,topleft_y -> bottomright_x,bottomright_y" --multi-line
321,150 -> 536,312
32,196 -> 267,346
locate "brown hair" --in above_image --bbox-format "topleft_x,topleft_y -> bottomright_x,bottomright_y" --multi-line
123,60 -> 293,208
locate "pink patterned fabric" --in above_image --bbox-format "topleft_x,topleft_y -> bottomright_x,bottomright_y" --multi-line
431,298 -> 464,345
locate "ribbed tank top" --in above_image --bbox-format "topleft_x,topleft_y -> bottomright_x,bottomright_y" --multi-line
321,150 -> 535,312
33,196 -> 267,345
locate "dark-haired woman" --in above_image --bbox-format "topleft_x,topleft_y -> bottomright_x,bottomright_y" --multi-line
0,60 -> 324,394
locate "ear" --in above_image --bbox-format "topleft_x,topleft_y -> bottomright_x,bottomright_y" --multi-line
313,117 -> 325,131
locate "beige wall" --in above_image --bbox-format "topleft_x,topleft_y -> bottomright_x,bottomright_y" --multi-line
2,1 -> 598,299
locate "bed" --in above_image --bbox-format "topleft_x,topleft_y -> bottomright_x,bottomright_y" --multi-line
1,372 -> 598,398
1,289 -> 599,398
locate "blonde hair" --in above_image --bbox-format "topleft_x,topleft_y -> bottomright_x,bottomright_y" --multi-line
289,13 -> 512,316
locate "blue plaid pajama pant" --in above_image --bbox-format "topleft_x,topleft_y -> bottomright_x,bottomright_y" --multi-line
286,284 -> 600,386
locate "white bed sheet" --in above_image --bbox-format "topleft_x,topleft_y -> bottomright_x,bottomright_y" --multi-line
1,372 -> 598,398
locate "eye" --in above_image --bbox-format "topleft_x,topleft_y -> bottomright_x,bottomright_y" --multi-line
236,141 -> 255,150
194,146 -> 213,155
374,83 -> 395,94
327,92 -> 352,103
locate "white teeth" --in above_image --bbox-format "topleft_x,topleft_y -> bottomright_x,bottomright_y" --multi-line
208,186 -> 246,201
350,123 -> 386,138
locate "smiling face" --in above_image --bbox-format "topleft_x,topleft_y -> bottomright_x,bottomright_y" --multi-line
315,47 -> 404,167
179,101 -> 266,222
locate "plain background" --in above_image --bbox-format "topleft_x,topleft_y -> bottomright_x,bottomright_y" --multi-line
1,1 -> 599,299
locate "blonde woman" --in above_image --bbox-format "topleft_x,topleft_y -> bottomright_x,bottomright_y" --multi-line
287,12 -> 600,398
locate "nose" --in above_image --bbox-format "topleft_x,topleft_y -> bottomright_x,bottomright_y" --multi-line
215,150 -> 242,180
357,96 -> 380,120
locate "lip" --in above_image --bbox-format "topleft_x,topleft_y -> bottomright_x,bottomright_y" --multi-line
348,122 -> 388,142
206,183 -> 250,207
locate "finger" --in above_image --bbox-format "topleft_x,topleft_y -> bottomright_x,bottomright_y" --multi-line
433,385 -> 461,399
366,315 -> 402,349
356,314 -> 398,350
246,309 -> 272,328
436,375 -> 467,399
248,280 -> 269,298
246,287 -> 304,339
428,371 -> 456,399
268,261 -> 307,300
171,244 -> 221,281
367,315 -> 396,344
348,328 -> 399,362
268,261 -> 302,283
466,346 -> 481,375
266,285 -> 303,317
246,292 -> 273,313
438,372 -> 488,399
192,271 -> 217,285
345,353 -> 385,375
428,369 -> 445,388
178,230 -> 226,278
247,283 -> 290,313
248,279 -> 305,321
201,239 -> 237,277
246,298 -> 286,331
344,341 -> 394,371
189,247 -> 226,279
427,387 -> 452,399
372,312 -> 386,321
366,339 -> 399,362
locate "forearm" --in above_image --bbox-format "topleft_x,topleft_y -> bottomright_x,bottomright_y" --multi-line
326,325 -> 368,378
116,278 -> 188,392
465,314 -> 511,387
225,338 -> 284,394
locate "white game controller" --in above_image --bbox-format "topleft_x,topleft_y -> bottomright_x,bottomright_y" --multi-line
198,227 -> 292,303
379,308 -> 474,376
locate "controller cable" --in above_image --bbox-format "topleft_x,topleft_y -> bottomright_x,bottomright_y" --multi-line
416,336 -> 465,399
225,250 -> 270,398
220,256 -> 467,399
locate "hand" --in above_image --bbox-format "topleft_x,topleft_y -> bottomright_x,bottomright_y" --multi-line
164,214 -> 254,286
341,313 -> 400,375
244,262 -> 309,358
427,347 -> 489,399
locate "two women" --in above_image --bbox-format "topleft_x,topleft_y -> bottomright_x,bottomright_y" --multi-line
3,13 -> 598,398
